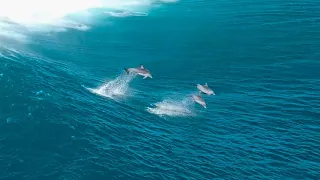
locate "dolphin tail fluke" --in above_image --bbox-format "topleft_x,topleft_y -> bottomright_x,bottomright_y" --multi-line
124,68 -> 129,74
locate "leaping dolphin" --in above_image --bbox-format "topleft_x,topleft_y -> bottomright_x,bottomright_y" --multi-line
197,83 -> 215,95
124,65 -> 152,79
191,94 -> 207,109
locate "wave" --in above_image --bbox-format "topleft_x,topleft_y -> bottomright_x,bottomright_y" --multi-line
0,0 -> 177,42
147,96 -> 196,117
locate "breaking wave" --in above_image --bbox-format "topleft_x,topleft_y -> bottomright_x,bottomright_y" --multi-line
0,0 -> 177,42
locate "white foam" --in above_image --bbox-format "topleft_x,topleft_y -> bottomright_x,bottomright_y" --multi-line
53,20 -> 91,31
0,30 -> 28,42
147,97 -> 195,117
0,20 -> 28,42
87,73 -> 136,99
0,0 -> 176,42
159,0 -> 178,2
105,11 -> 148,17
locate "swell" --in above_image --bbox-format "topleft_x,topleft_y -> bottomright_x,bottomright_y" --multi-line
1,0 -> 320,180
1,43 -> 320,180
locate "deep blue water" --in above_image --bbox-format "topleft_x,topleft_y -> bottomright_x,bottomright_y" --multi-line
1,0 -> 320,179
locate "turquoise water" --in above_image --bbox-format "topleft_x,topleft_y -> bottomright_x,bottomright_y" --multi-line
0,0 -> 320,179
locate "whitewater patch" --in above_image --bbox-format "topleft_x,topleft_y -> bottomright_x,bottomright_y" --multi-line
87,73 -> 136,100
0,20 -> 29,43
147,97 -> 196,117
0,0 -> 177,42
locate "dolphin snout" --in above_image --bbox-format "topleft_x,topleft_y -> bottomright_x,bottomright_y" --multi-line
146,72 -> 153,78
201,102 -> 207,109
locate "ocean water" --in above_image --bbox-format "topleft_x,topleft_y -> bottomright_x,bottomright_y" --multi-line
0,0 -> 320,179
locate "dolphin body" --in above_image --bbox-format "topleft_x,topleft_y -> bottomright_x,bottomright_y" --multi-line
191,94 -> 207,109
124,65 -> 152,79
197,83 -> 215,95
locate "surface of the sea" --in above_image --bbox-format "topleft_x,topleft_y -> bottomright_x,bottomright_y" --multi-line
0,0 -> 319,179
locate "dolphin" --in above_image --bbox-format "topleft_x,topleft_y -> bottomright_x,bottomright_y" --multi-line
197,83 -> 215,95
191,94 -> 207,109
124,65 -> 152,79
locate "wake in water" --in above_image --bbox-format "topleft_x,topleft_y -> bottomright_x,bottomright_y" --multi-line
147,96 -> 195,117
87,72 -> 136,99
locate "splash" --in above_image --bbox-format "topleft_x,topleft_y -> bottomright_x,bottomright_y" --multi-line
147,97 -> 195,117
87,73 -> 136,99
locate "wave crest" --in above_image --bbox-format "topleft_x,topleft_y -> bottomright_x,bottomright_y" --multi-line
0,0 -> 177,41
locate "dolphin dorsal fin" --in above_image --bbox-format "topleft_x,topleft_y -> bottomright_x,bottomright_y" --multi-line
140,65 -> 144,69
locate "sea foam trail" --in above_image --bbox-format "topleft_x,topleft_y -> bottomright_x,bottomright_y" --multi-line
87,73 -> 136,100
147,97 -> 195,117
